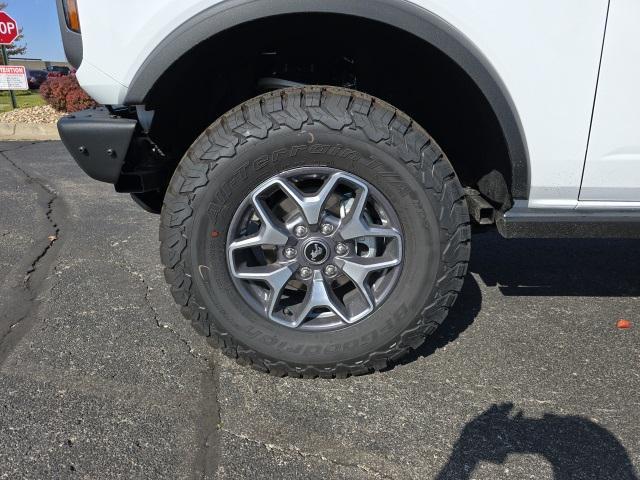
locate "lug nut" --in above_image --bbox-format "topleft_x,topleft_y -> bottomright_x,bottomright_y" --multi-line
335,243 -> 348,256
323,264 -> 338,277
320,223 -> 334,235
283,247 -> 297,259
294,225 -> 308,238
299,266 -> 312,279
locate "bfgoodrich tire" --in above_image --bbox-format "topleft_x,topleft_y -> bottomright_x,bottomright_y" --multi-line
160,86 -> 470,378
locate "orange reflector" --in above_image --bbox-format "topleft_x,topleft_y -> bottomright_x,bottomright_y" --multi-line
64,0 -> 81,33
616,319 -> 631,329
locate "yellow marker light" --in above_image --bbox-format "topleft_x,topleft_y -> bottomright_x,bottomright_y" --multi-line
64,0 -> 81,33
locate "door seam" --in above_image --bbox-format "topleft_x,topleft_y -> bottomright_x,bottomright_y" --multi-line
577,0 -> 611,203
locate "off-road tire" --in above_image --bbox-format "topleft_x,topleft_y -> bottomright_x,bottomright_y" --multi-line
160,86 -> 470,378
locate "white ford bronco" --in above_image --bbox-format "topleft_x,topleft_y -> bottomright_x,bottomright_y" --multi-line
56,0 -> 640,377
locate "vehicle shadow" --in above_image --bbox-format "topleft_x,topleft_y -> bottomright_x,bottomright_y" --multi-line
404,231 -> 638,363
436,402 -> 639,479
400,271 -> 482,364
469,231 -> 640,297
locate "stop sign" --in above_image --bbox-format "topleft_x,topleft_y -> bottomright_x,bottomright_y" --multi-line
0,12 -> 18,45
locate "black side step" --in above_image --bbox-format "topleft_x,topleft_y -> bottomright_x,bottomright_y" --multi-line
497,206 -> 640,239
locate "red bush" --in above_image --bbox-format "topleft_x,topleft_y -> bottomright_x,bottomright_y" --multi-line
39,74 -> 98,112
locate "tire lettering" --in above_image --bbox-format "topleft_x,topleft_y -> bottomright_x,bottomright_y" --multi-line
309,143 -> 330,154
253,154 -> 270,170
272,148 -> 289,163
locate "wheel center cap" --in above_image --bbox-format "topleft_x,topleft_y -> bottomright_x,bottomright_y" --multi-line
304,240 -> 329,265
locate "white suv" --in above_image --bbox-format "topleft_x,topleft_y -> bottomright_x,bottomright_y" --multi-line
56,0 -> 640,377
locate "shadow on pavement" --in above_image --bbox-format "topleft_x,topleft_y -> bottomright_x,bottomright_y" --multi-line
470,232 -> 640,297
401,272 -> 482,364
436,403 -> 639,479
399,232 -> 638,368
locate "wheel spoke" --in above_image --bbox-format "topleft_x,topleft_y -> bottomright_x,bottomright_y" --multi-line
234,263 -> 295,316
228,197 -> 289,252
340,184 -> 368,232
289,270 -> 348,327
338,187 -> 402,242
335,252 -> 401,312
340,216 -> 402,242
274,172 -> 344,225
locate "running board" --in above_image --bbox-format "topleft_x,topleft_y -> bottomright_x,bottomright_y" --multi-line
497,206 -> 640,238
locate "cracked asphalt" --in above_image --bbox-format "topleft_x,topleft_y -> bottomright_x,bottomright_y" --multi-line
0,141 -> 639,479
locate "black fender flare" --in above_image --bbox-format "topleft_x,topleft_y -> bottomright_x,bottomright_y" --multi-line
123,0 -> 530,199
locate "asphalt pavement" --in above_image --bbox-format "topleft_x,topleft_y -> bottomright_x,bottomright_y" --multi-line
0,141 -> 638,479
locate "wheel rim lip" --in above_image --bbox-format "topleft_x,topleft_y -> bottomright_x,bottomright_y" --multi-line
225,166 -> 404,332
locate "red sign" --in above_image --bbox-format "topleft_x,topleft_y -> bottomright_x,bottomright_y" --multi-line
0,12 -> 19,45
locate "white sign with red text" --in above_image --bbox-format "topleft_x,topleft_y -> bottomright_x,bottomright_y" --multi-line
0,65 -> 28,90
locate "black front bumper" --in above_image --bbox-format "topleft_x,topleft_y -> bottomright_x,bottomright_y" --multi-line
57,108 -> 137,184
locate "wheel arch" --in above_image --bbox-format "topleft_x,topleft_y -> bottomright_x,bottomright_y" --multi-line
124,0 -> 530,201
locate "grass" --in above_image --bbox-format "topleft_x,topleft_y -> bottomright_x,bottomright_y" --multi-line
0,90 -> 46,111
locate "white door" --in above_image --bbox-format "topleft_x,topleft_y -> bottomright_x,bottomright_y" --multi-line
580,0 -> 640,202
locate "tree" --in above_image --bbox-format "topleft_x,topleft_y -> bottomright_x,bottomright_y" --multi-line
0,2 -> 27,58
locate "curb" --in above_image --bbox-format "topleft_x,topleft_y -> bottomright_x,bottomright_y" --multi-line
0,122 -> 60,141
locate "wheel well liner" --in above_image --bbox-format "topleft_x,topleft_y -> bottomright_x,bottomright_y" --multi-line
123,0 -> 530,199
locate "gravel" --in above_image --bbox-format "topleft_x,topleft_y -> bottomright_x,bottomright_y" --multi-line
0,105 -> 65,124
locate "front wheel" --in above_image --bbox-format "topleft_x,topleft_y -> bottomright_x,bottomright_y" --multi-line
160,86 -> 470,377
